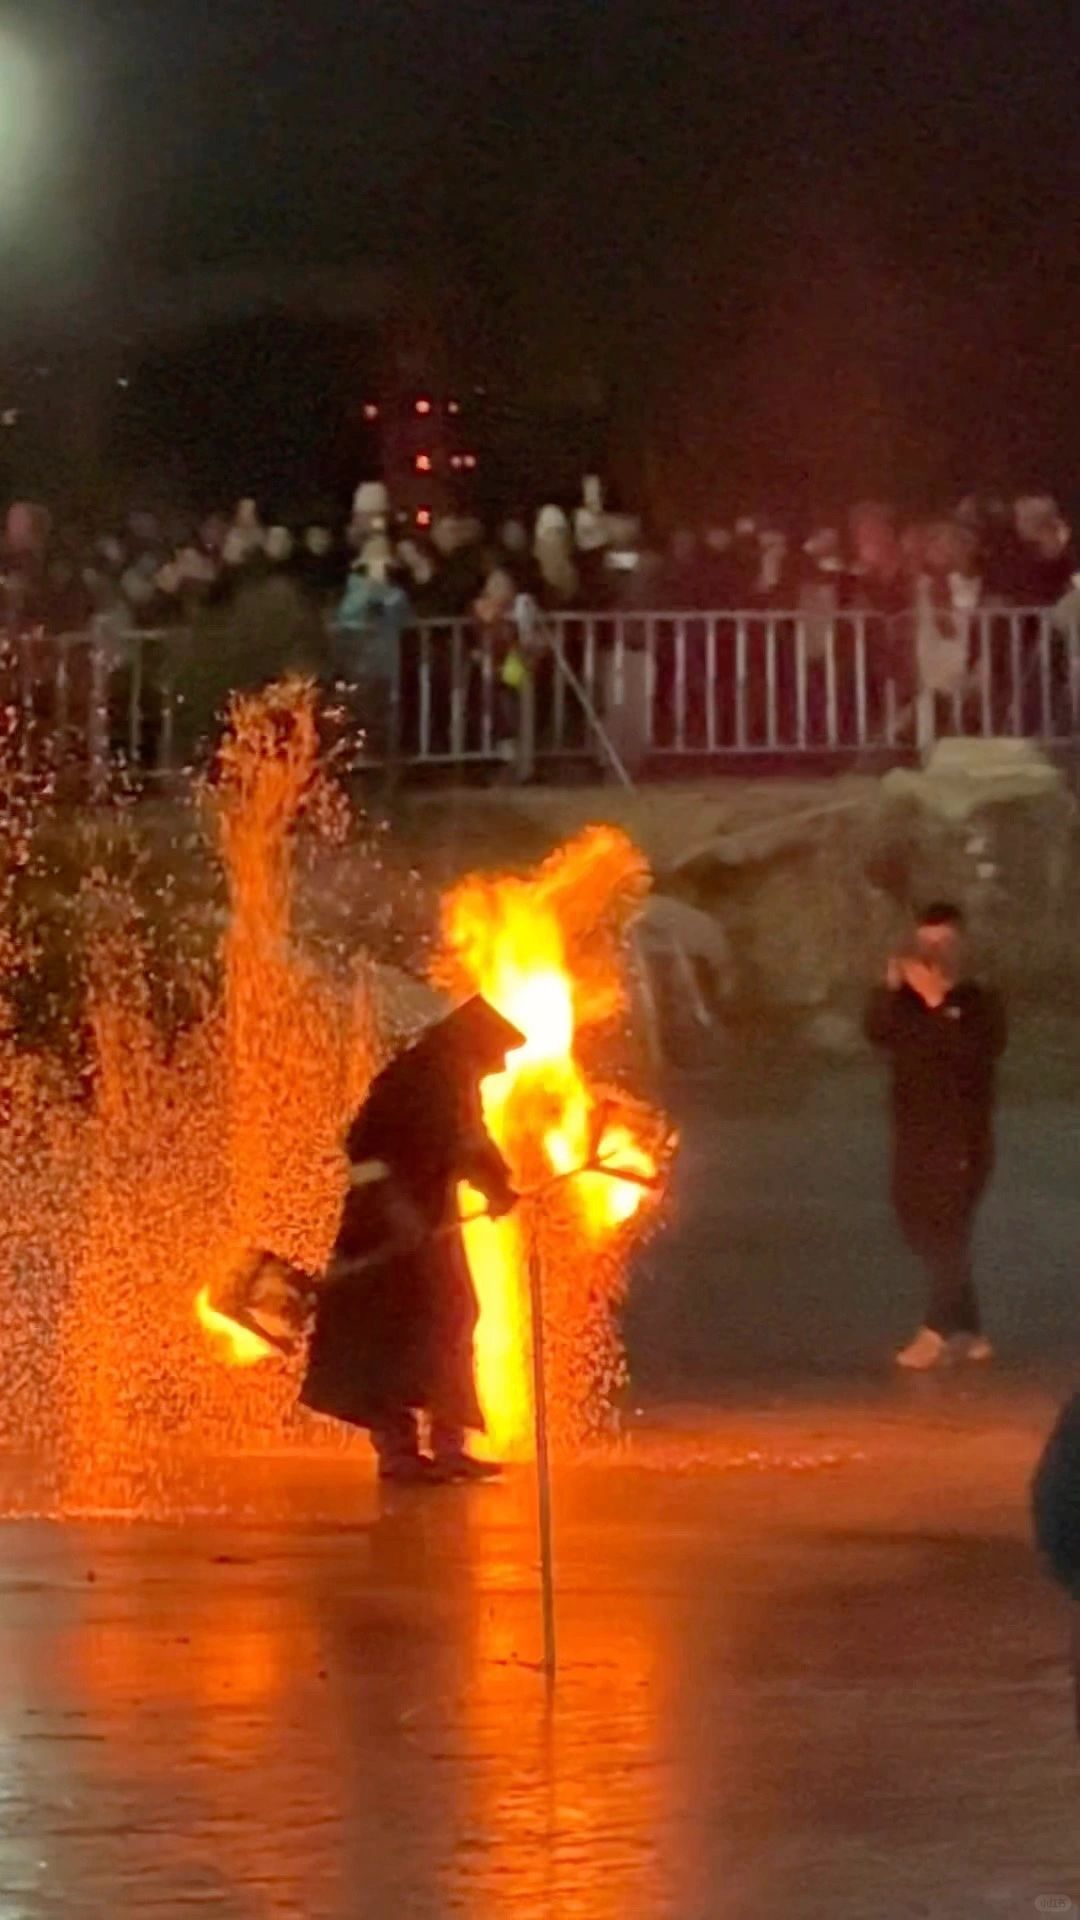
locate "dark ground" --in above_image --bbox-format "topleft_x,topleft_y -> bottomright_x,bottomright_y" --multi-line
0,1041 -> 1078,1918
629,1022 -> 1080,1382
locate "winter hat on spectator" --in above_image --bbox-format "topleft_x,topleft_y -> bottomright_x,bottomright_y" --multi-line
353,481 -> 389,519
265,526 -> 295,564
535,505 -> 570,544
228,498 -> 265,561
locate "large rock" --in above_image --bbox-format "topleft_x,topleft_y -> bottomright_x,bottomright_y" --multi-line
881,738 -> 1066,821
871,740 -> 1079,987
660,791 -> 894,1008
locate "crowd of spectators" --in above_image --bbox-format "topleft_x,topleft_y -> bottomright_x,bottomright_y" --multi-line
0,480 -> 1076,778
1,481 -> 1076,642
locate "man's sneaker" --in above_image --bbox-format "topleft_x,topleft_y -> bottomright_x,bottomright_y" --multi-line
896,1326 -> 949,1371
432,1452 -> 503,1484
951,1333 -> 994,1363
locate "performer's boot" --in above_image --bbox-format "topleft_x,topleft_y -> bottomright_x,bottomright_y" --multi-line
430,1421 -> 502,1483
372,1411 -> 438,1484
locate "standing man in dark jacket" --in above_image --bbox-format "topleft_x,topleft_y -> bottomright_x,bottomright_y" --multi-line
865,902 -> 1007,1370
301,997 -> 524,1483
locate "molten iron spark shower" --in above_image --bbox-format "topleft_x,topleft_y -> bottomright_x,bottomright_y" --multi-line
0,675 -> 668,1511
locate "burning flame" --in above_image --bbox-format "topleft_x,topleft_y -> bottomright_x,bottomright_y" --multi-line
438,825 -> 666,1459
195,1286 -> 275,1368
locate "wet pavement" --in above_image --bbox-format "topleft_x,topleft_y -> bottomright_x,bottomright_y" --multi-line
0,1379 -> 1076,1920
1,1052 -> 1078,1918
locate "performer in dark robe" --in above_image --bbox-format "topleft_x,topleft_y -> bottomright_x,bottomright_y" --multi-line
865,902 -> 1006,1371
301,996 -> 523,1483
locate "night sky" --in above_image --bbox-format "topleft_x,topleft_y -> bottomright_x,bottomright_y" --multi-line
8,0 -> 1080,512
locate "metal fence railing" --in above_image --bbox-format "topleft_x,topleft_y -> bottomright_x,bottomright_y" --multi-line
2,605 -> 1078,787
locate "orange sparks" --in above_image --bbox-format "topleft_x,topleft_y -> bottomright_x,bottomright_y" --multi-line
437,824 -> 669,1459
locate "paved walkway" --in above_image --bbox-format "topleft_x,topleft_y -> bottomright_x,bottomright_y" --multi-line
0,1382 -> 1074,1919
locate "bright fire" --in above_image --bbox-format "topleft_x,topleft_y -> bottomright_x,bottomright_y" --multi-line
195,1285 -> 275,1367
437,825 -> 668,1459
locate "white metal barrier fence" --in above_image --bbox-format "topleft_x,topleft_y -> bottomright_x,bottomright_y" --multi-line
2,607 -> 1077,783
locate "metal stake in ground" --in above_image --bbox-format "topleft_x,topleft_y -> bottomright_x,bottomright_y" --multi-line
527,1208 -> 557,1683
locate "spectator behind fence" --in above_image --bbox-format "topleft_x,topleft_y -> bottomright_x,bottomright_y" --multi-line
657,528 -> 711,611
5,465 -> 1080,793
428,514 -> 488,616
395,536 -> 446,620
334,534 -> 413,764
534,504 -> 579,609
471,566 -> 539,782
850,502 -> 909,618
296,523 -> 341,603
1006,496 -> 1076,606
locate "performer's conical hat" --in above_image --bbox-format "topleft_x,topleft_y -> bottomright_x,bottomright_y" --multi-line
434,995 -> 526,1062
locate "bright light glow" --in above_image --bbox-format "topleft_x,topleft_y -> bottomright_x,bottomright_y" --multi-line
415,452 -> 433,473
0,33 -> 47,217
415,398 -> 432,416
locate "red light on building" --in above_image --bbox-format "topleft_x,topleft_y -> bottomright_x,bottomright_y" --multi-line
463,453 -> 478,471
415,452 -> 433,474
416,507 -> 433,528
362,402 -> 379,421
415,398 -> 432,416
448,400 -> 461,416
450,455 -> 463,471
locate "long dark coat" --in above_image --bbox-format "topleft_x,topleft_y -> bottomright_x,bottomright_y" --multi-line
300,1030 -> 514,1434
865,979 -> 1007,1253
